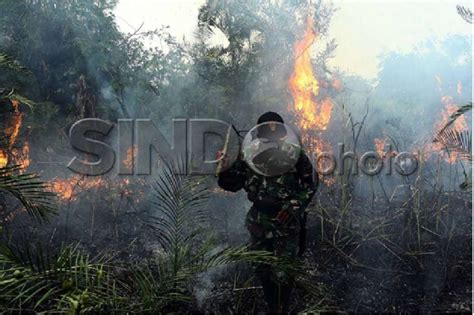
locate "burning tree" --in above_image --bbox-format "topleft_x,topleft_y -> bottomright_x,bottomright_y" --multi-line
288,15 -> 336,184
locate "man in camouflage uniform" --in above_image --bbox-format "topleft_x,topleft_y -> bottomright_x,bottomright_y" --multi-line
218,112 -> 317,313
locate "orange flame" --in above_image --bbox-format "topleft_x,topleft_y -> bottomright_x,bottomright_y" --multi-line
12,141 -> 30,170
6,100 -> 24,149
332,78 -> 342,91
374,138 -> 386,158
51,177 -> 77,201
288,17 -> 334,183
1,100 -> 30,171
433,76 -> 468,163
0,151 -> 7,168
374,138 -> 398,159
49,175 -> 139,202
289,17 -> 332,131
123,145 -> 137,171
50,175 -> 110,201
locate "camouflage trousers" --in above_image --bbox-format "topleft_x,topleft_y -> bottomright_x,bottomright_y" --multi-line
245,205 -> 301,312
245,205 -> 301,258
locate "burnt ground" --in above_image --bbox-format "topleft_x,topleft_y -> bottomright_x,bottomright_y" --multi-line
1,182 -> 471,313
201,191 -> 472,313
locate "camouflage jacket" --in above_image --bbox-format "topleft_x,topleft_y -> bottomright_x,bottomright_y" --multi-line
218,150 -> 318,216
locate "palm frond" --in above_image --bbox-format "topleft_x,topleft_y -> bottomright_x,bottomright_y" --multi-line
3,89 -> 37,110
0,244 -> 124,312
130,256 -> 193,312
0,52 -> 35,110
137,160 -> 303,311
0,52 -> 31,74
148,160 -> 208,254
0,165 -> 57,222
433,102 -> 472,162
199,245 -> 288,271
436,102 -> 472,135
434,129 -> 472,161
457,5 -> 473,24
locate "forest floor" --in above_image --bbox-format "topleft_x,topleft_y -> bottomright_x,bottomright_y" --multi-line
202,191 -> 472,313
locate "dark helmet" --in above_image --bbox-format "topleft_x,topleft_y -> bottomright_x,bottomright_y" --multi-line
256,111 -> 287,139
257,111 -> 284,124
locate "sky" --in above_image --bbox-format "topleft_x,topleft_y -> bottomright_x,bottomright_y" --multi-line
114,0 -> 472,79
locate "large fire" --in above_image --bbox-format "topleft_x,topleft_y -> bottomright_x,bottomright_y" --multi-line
1,100 -> 30,170
289,16 -> 332,132
0,100 -> 139,204
288,16 -> 334,181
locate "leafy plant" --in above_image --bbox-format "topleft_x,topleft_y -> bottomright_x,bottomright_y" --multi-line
434,103 -> 472,160
0,165 -> 56,222
435,128 -> 472,161
0,52 -> 30,74
0,244 -> 122,313
436,102 -> 472,135
130,161 -> 297,312
0,52 -> 36,109
434,102 -> 472,189
457,5 -> 473,24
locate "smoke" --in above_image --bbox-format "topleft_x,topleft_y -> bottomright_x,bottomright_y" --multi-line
1,0 -> 471,312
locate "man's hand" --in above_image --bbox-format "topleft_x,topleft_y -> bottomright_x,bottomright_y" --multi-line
275,209 -> 291,225
275,200 -> 301,225
216,150 -> 231,170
